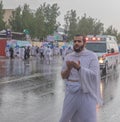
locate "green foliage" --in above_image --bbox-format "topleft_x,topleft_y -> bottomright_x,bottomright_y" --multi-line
77,14 -> 95,35
64,10 -> 78,40
21,4 -> 34,35
42,3 -> 60,36
0,1 -> 5,30
1,2 -> 120,43
33,2 -> 60,40
64,12 -> 104,39
9,6 -> 23,32
34,6 -> 45,39
103,25 -> 120,43
117,33 -> 120,44
104,25 -> 118,36
8,2 -> 60,40
9,4 -> 34,36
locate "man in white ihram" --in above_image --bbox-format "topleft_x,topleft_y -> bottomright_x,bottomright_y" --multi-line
59,34 -> 102,122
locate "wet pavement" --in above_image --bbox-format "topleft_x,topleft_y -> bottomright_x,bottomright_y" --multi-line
0,56 -> 120,122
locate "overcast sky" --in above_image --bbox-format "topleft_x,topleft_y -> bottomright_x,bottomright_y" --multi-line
2,0 -> 120,31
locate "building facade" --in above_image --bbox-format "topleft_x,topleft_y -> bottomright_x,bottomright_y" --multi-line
3,9 -> 14,25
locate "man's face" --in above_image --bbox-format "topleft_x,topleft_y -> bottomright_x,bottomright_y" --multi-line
73,36 -> 85,53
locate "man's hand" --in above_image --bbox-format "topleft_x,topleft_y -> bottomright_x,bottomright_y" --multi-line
66,61 -> 73,70
71,61 -> 80,70
61,61 -> 73,79
61,60 -> 80,79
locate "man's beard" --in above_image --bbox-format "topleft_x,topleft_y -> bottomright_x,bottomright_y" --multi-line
73,45 -> 84,53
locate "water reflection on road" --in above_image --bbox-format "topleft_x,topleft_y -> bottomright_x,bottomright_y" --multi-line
101,71 -> 119,105
0,57 -> 61,82
98,69 -> 120,122
0,57 -> 120,122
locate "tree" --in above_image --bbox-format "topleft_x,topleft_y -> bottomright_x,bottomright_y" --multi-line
117,33 -> 120,44
21,4 -> 34,37
33,3 -> 60,40
9,6 -> 23,32
104,25 -> 118,36
0,1 -> 5,30
93,20 -> 104,35
104,25 -> 120,43
64,11 -> 70,35
77,14 -> 104,35
64,10 -> 78,40
42,3 -> 60,36
34,6 -> 45,40
9,4 -> 34,35
8,3 -> 60,40
64,12 -> 104,40
77,14 -> 93,35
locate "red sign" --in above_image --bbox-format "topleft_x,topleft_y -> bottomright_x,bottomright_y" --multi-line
0,39 -> 7,56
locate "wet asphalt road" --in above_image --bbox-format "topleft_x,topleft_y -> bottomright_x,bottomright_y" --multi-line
0,56 -> 120,122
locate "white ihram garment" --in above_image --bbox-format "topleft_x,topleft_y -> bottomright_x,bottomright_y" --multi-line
59,49 -> 102,122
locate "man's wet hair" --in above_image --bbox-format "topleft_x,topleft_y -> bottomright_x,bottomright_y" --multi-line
74,34 -> 86,42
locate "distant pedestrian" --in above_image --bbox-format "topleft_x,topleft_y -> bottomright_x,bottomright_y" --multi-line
24,47 -> 28,60
20,46 -> 25,60
35,46 -> 39,58
26,46 -> 30,58
5,45 -> 10,58
45,46 -> 52,64
40,46 -> 44,60
9,47 -> 14,59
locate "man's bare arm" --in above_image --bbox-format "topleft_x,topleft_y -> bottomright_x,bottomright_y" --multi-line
61,61 -> 73,79
61,68 -> 71,79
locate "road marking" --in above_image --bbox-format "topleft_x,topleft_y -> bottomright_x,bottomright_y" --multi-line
0,72 -> 56,85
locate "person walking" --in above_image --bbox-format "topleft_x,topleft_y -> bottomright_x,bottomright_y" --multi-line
24,46 -> 28,60
39,46 -> 44,60
5,45 -> 10,58
9,47 -> 14,59
59,34 -> 102,122
45,46 -> 52,64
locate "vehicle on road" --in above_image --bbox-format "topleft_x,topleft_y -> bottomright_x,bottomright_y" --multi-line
85,35 -> 120,75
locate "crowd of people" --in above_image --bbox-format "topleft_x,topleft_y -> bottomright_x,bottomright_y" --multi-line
5,45 -> 73,64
